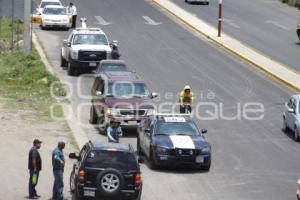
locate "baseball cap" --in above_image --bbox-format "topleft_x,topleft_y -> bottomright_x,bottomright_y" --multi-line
33,139 -> 42,144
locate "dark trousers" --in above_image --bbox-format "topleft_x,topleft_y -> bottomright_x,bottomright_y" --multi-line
180,104 -> 191,113
72,15 -> 77,28
52,170 -> 64,199
29,170 -> 39,197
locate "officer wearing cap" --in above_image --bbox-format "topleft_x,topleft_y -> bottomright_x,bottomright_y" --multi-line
28,139 -> 42,199
52,141 -> 66,200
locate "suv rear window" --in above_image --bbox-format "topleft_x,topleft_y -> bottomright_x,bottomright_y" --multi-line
85,150 -> 138,171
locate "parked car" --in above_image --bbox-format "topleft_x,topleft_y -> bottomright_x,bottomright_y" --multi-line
185,0 -> 209,5
95,60 -> 129,74
69,141 -> 142,200
137,114 -> 211,170
90,71 -> 158,133
283,94 -> 300,141
61,27 -> 116,75
36,0 -> 62,14
39,5 -> 71,30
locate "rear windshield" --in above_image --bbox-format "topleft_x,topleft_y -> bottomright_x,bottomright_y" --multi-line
85,150 -> 138,171
101,63 -> 128,72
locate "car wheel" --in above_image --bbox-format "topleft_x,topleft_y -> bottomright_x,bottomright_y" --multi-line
96,168 -> 124,197
60,55 -> 67,67
70,171 -> 76,193
89,106 -> 98,124
201,161 -> 211,171
137,137 -> 143,156
67,62 -> 76,76
282,117 -> 287,132
294,127 -> 299,142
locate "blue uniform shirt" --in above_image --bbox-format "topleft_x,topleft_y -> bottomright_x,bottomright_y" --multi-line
52,147 -> 64,171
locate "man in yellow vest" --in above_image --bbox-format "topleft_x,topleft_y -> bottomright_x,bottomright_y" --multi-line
179,85 -> 194,113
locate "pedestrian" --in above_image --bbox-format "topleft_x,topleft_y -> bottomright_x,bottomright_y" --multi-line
111,45 -> 120,59
107,120 -> 123,143
28,139 -> 42,199
52,141 -> 66,200
68,3 -> 77,28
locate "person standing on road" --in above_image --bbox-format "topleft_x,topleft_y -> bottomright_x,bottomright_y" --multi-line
52,141 -> 66,200
28,139 -> 42,199
68,3 -> 77,28
107,120 -> 123,143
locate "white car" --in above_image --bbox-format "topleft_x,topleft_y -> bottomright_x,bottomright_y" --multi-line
283,94 -> 300,141
36,0 -> 62,14
185,0 -> 209,5
40,5 -> 72,30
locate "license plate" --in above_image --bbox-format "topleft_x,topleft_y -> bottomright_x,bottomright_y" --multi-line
89,62 -> 97,67
84,190 -> 95,197
196,156 -> 204,163
127,120 -> 137,125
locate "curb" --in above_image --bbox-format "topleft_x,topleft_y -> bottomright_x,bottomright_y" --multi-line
32,31 -> 89,149
152,0 -> 300,92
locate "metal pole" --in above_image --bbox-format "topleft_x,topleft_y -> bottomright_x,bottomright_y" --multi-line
217,0 -> 223,37
11,0 -> 14,50
23,0 -> 32,54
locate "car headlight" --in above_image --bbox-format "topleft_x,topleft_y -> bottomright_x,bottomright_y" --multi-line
106,108 -> 118,115
71,50 -> 78,60
201,146 -> 211,153
155,146 -> 168,154
147,109 -> 155,116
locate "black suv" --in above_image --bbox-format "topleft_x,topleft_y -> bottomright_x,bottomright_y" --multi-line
69,142 -> 142,200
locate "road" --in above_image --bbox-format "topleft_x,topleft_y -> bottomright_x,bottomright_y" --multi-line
34,0 -> 300,199
172,0 -> 300,72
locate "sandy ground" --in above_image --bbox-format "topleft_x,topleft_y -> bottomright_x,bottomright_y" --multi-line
0,100 -> 77,200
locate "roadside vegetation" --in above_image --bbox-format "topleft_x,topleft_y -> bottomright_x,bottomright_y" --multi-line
0,17 -> 66,121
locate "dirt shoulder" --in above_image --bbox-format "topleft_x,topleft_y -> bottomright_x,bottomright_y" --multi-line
0,99 -> 76,200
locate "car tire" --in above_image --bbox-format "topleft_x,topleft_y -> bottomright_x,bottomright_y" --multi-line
294,126 -> 299,142
89,106 -> 98,124
282,117 -> 288,132
70,171 -> 76,193
67,61 -> 76,76
96,168 -> 124,197
137,137 -> 142,156
201,161 -> 211,171
60,55 -> 67,67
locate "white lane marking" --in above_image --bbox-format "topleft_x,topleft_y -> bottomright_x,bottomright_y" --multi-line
222,18 -> 240,29
265,20 -> 290,31
143,16 -> 162,25
94,16 -> 112,26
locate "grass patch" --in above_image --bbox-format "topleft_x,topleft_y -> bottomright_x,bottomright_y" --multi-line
0,18 -> 66,121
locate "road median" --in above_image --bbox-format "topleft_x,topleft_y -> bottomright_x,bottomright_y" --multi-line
153,0 -> 300,91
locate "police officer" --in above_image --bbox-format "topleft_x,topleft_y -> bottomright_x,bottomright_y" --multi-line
28,139 -> 42,199
68,3 -> 77,28
52,141 -> 65,200
107,120 -> 123,143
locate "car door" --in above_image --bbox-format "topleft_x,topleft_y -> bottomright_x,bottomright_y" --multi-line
286,98 -> 296,129
144,120 -> 155,158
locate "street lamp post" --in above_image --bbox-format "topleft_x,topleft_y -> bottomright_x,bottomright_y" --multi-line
218,0 -> 223,37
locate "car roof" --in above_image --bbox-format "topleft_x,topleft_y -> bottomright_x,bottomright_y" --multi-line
72,27 -> 105,35
101,71 -> 144,82
89,142 -> 134,152
100,60 -> 126,65
44,5 -> 64,9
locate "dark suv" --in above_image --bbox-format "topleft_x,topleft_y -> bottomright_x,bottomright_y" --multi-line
69,142 -> 142,200
90,71 -> 158,133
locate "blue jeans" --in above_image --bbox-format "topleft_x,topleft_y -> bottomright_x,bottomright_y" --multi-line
52,170 -> 64,199
29,170 -> 39,197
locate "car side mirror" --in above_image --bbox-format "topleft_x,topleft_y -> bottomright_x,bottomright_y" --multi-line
150,92 -> 158,99
288,108 -> 295,113
63,40 -> 71,47
69,153 -> 79,159
95,91 -> 103,97
201,129 -> 208,134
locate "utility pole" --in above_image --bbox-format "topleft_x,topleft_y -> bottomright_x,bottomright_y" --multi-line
23,0 -> 32,54
217,0 -> 223,37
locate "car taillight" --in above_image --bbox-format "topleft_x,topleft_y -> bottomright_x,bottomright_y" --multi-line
79,169 -> 85,184
135,173 -> 142,187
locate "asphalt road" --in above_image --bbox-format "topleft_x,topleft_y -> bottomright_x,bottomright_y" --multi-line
172,0 -> 300,72
34,0 -> 300,199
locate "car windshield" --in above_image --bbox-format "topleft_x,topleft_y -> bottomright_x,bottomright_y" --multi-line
100,63 -> 128,72
73,34 -> 108,45
85,150 -> 138,171
107,82 -> 149,98
155,121 -> 199,136
43,7 -> 66,15
41,2 -> 60,8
